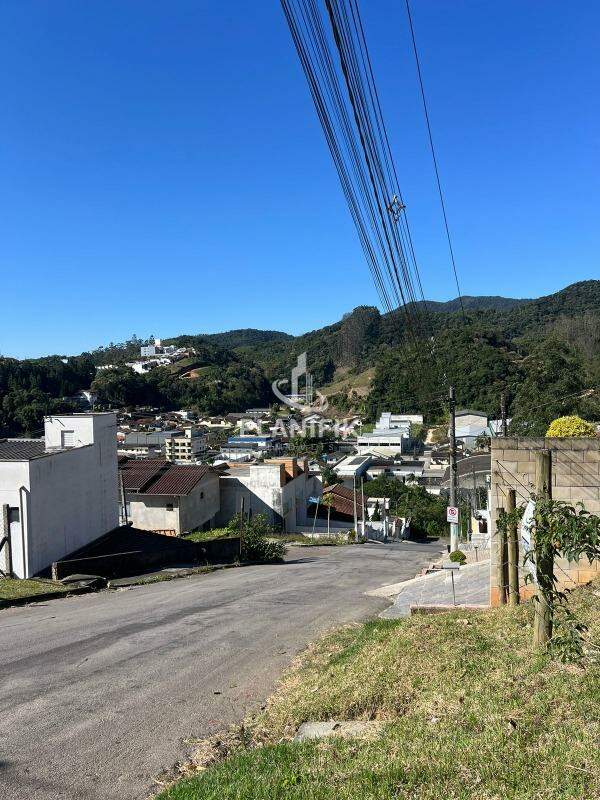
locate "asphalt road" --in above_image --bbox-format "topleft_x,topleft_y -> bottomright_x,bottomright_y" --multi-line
0,540 -> 444,800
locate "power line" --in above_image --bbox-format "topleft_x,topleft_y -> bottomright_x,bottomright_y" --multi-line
404,0 -> 466,320
281,0 -> 447,388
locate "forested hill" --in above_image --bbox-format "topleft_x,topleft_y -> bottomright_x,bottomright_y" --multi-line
414,295 -> 530,314
2,280 -> 600,437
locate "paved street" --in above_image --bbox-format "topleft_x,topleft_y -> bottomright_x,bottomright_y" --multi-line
0,540 -> 443,800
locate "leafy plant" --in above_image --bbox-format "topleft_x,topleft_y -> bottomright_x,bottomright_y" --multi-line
504,497 -> 600,661
546,415 -> 597,438
228,513 -> 286,563
449,549 -> 467,565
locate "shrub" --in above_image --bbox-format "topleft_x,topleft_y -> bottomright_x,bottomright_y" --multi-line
228,513 -> 286,563
546,415 -> 597,438
449,549 -> 467,565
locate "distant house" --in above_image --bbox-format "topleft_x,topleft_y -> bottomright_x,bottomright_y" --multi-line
198,417 -> 233,430
334,454 -> 373,481
375,412 -> 423,430
356,429 -> 412,456
120,459 -> 220,535
140,338 -> 177,358
452,410 -> 489,448
0,413 -> 119,578
118,430 -> 183,459
441,453 -> 491,493
216,457 -> 316,532
220,435 -> 283,462
365,456 -> 425,483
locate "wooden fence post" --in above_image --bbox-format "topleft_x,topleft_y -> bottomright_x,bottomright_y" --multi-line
497,508 -> 507,605
533,450 -> 553,646
506,489 -> 519,606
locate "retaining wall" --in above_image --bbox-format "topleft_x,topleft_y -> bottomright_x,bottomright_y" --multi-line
490,437 -> 600,606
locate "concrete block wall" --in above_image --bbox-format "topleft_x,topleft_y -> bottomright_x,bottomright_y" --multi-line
490,437 -> 600,606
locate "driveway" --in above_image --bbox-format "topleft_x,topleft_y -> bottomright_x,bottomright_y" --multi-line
0,540 -> 443,800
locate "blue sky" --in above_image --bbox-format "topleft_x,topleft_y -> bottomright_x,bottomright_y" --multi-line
1,1 -> 598,359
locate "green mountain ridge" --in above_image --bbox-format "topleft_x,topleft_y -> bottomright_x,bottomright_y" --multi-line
1,280 -> 599,437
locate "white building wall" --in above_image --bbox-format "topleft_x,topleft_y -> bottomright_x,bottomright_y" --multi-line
128,496 -> 181,534
178,474 -> 220,532
216,464 -> 310,532
2,414 -> 119,578
0,461 -> 31,578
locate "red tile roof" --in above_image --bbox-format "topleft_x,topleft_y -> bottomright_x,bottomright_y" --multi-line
322,484 -> 364,517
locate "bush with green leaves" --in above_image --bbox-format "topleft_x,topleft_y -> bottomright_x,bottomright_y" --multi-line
449,549 -> 467,565
228,513 -> 286,563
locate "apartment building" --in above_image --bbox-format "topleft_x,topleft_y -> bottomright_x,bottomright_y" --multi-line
164,427 -> 208,464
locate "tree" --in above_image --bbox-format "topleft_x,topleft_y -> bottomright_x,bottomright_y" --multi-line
510,340 -> 600,436
320,464 -> 338,487
546,415 -> 597,438
364,477 -> 446,538
321,494 -> 335,536
371,500 -> 381,521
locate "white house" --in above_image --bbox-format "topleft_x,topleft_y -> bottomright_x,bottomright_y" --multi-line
356,429 -> 411,456
216,457 -> 317,533
452,410 -> 489,448
375,412 -> 423,431
0,413 -> 119,578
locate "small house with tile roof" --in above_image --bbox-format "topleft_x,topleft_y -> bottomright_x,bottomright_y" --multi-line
119,458 -> 220,535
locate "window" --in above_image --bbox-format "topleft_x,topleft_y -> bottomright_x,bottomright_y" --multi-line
200,491 -> 204,499
166,503 -> 174,512
61,430 -> 75,448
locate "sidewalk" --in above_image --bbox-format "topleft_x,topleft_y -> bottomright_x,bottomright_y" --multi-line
374,560 -> 490,618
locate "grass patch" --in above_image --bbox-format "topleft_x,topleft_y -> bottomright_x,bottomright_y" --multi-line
158,581 -> 600,799
182,528 -> 237,543
0,578 -> 71,601
270,534 -> 351,547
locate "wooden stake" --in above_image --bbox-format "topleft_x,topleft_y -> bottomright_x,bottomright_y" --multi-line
506,489 -> 519,606
533,450 -> 553,646
497,508 -> 507,605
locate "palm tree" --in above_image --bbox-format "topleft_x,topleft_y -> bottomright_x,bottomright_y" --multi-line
321,493 -> 335,536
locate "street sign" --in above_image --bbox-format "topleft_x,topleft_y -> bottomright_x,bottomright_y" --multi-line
446,506 -> 459,523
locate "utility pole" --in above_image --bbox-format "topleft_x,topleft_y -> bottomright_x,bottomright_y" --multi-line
360,477 -> 366,538
353,476 -> 358,537
239,495 -> 245,560
449,386 -> 459,552
500,392 -> 508,437
119,473 -> 129,526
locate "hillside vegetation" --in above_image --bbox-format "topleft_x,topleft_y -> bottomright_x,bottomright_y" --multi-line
2,281 -> 600,436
